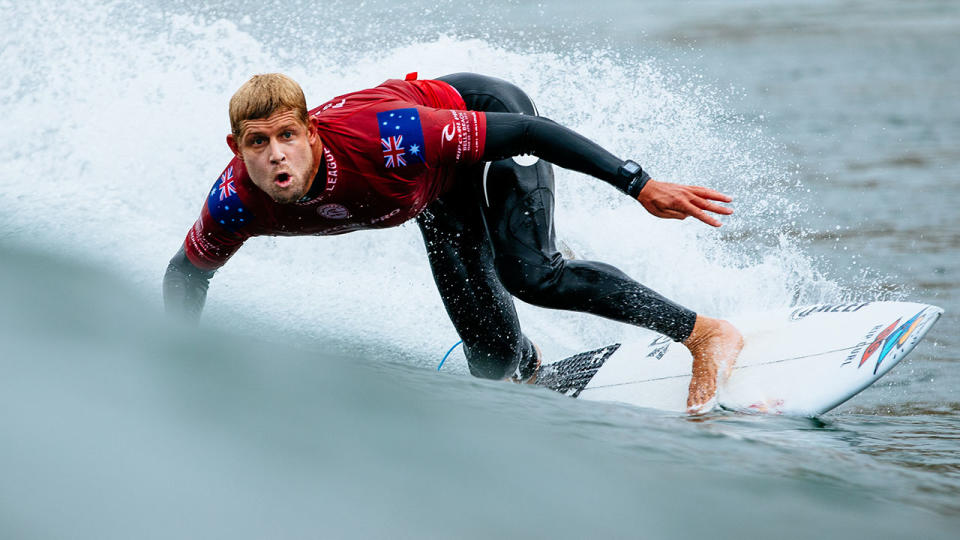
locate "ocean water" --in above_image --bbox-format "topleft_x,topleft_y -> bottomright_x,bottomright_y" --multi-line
2,0 -> 958,537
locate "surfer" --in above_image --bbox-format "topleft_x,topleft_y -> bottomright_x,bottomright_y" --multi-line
163,72 -> 743,413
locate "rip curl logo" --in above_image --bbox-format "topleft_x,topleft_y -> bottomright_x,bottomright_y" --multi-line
859,309 -> 927,374
442,122 -> 456,142
317,204 -> 351,220
442,110 -> 477,162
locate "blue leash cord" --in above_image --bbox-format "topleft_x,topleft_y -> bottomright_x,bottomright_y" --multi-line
437,340 -> 463,371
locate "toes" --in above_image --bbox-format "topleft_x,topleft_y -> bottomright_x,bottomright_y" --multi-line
687,395 -> 718,415
687,381 -> 716,411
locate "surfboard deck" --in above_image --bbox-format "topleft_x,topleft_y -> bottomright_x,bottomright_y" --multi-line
536,301 -> 943,416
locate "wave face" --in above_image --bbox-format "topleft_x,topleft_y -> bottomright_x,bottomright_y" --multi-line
0,0 -> 840,368
3,242 -> 958,538
3,1 -> 959,535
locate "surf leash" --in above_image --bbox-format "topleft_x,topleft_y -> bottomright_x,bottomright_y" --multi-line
437,340 -> 462,371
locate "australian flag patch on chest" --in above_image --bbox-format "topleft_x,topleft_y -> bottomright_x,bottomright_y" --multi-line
377,108 -> 425,168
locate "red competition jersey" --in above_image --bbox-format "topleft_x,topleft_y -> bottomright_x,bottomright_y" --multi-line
184,77 -> 486,270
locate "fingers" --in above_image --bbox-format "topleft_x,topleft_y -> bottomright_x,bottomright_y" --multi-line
681,201 -> 723,227
692,211 -> 723,227
655,200 -> 705,223
691,186 -> 733,203
640,181 -> 733,226
681,187 -> 734,226
692,197 -> 734,216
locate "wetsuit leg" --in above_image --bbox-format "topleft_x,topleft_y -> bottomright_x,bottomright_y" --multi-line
416,170 -> 536,380
438,72 -> 698,342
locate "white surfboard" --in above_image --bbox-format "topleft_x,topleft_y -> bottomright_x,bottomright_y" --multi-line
535,301 -> 943,416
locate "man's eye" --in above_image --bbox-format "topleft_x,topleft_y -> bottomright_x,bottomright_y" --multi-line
252,137 -> 265,145
282,131 -> 293,139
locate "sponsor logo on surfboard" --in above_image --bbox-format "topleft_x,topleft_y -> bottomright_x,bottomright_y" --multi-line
842,323 -> 883,367
646,335 -> 672,360
859,309 -> 928,374
790,302 -> 871,320
746,399 -> 785,414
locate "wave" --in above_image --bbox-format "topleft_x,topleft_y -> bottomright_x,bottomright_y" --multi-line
2,0 -> 842,370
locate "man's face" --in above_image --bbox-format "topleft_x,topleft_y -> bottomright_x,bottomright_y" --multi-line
228,110 -> 319,204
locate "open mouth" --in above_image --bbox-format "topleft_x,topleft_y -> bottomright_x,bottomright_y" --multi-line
274,172 -> 292,188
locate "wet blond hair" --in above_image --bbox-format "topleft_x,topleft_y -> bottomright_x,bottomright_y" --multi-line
229,73 -> 309,140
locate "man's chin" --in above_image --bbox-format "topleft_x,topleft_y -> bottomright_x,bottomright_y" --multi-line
268,187 -> 305,204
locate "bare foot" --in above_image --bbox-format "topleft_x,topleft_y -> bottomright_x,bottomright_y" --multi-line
683,316 -> 744,414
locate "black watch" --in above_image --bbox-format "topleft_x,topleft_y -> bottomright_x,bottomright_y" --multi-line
617,160 -> 651,198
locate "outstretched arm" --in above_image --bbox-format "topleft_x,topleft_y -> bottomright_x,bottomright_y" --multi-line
482,113 -> 733,227
163,246 -> 216,322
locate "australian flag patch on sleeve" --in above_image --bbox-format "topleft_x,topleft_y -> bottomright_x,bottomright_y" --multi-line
376,108 -> 425,168
207,165 -> 251,232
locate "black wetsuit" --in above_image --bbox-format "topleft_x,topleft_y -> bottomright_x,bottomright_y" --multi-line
418,73 -> 695,379
165,73 -> 697,380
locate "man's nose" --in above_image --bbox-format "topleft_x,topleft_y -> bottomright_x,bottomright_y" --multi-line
268,138 -> 286,163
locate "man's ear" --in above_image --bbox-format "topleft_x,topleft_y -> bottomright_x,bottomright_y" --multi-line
308,116 -> 320,140
226,133 -> 242,159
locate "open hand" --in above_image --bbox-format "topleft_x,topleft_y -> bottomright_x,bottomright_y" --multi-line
636,179 -> 734,227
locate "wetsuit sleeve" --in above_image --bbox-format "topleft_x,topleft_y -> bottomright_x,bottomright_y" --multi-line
482,112 -> 650,195
163,245 -> 216,321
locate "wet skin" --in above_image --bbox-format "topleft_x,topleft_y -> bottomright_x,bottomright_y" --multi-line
684,316 -> 745,414
226,110 -> 324,204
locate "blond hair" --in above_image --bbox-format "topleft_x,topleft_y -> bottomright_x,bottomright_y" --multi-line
229,73 -> 308,139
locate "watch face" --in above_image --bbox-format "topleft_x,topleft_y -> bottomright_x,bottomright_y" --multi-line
623,161 -> 641,174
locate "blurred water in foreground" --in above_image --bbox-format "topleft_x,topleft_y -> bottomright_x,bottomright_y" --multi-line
2,242 -> 958,538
